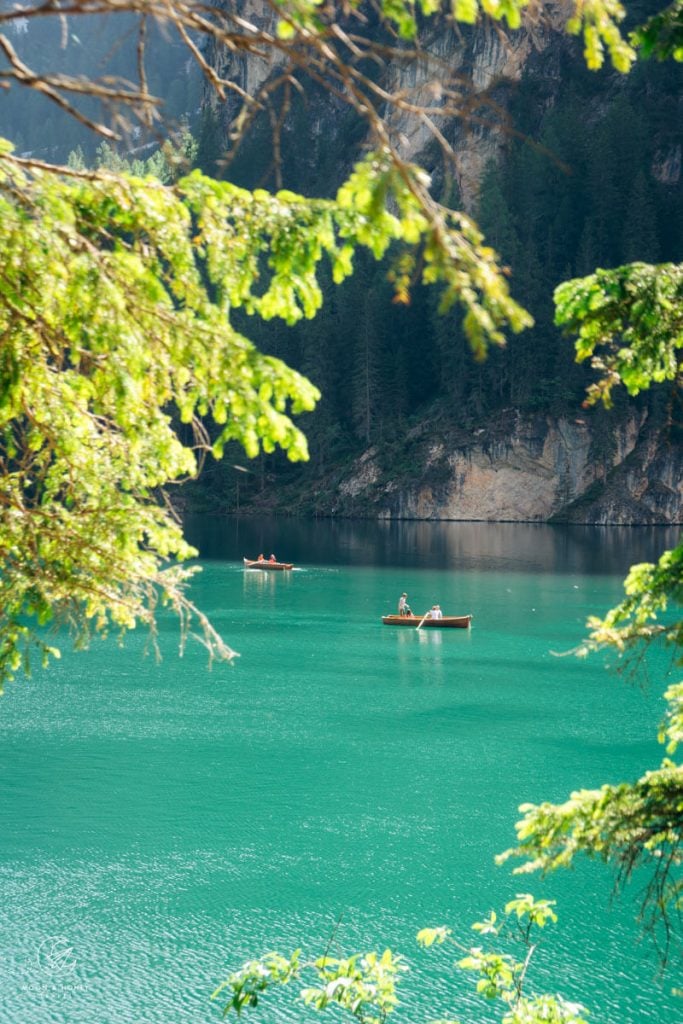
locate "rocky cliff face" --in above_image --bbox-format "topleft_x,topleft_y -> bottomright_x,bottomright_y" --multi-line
386,4 -> 573,205
327,410 -> 682,524
207,2 -> 572,206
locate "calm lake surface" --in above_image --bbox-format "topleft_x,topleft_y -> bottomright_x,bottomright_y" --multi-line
0,518 -> 680,1024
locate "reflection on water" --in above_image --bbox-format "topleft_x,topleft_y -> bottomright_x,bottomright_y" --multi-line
418,629 -> 443,647
186,515 -> 679,577
242,567 -> 292,595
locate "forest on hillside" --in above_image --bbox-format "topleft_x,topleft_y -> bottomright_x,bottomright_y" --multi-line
190,38 -> 683,512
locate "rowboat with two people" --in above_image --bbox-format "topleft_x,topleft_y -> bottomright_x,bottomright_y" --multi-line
243,556 -> 294,571
381,614 -> 472,628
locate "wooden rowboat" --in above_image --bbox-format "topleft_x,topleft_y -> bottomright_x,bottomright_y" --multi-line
382,614 -> 472,628
243,557 -> 294,571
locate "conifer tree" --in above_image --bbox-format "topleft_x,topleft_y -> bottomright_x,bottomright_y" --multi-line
621,169 -> 660,263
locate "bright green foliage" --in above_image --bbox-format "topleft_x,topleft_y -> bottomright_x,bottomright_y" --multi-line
498,762 -> 683,947
504,995 -> 589,1024
555,263 -> 683,407
0,143 -> 527,687
631,0 -> 683,61
421,896 -> 587,1022
542,111 -> 683,954
499,760 -> 683,875
496,537 -> 683,954
456,897 -> 559,1006
213,947 -> 407,1023
581,544 -> 683,657
416,925 -> 453,946
335,158 -> 532,354
211,950 -> 302,1015
300,950 -> 406,1023
503,894 -> 558,929
565,0 -> 636,71
214,898 -> 588,1024
661,682 -> 683,753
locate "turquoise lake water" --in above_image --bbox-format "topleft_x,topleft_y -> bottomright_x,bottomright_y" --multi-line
0,519 -> 680,1024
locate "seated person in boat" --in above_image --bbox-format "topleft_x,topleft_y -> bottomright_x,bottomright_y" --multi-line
425,605 -> 443,619
269,554 -> 277,562
398,593 -> 412,616
257,553 -> 265,561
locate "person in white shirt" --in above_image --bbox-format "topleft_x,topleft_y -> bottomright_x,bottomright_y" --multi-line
398,593 -> 412,616
426,604 -> 443,619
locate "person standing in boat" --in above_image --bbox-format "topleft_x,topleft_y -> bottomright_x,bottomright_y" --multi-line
398,593 -> 412,616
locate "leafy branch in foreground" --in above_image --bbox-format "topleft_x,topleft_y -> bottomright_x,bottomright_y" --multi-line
212,947 -> 406,1023
555,263 -> 683,408
213,896 -> 587,1024
580,544 -> 683,659
0,143 -> 528,688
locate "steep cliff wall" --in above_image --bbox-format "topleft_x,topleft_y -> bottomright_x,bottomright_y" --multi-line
386,4 -> 573,205
327,410 -> 682,524
222,408 -> 680,524
206,2 -> 570,205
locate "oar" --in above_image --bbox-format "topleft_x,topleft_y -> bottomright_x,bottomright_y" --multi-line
416,611 -> 429,630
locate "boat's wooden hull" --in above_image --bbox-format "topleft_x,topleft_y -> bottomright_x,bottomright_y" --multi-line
243,558 -> 294,571
382,614 -> 471,629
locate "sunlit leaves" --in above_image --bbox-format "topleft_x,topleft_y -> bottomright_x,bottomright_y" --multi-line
420,897 -> 585,1023
301,950 -> 407,1024
521,261 -> 683,952
536,253 -> 683,957
336,155 -> 532,354
213,947 -> 407,1023
554,263 -> 683,407
577,544 -> 683,665
417,926 -> 452,946
272,0 -> 637,55
214,899 -> 582,1024
565,0 -> 636,71
505,994 -> 589,1024
497,683 -> 683,942
503,895 -> 557,928
471,911 -> 499,936
660,682 -> 683,753
452,0 -> 530,30
211,951 -> 302,1015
